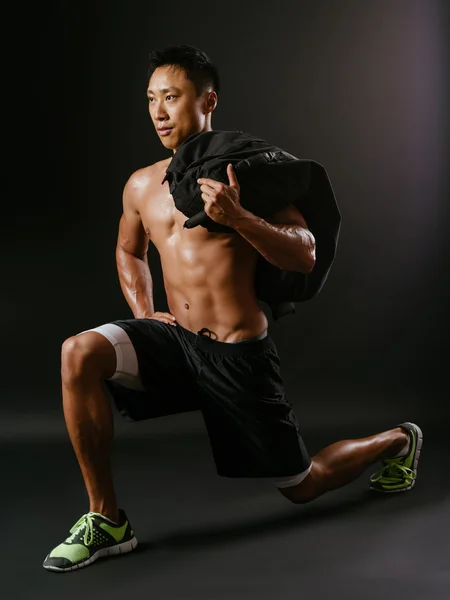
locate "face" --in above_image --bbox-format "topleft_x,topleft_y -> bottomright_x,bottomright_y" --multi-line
147,65 -> 217,153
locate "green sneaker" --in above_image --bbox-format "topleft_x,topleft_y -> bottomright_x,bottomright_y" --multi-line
369,422 -> 423,493
43,509 -> 137,572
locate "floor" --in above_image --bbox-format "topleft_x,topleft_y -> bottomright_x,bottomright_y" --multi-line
3,406 -> 449,600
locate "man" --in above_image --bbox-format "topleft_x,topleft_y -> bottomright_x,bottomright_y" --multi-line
43,45 -> 422,573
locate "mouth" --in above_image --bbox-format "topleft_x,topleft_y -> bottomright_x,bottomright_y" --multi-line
157,127 -> 173,136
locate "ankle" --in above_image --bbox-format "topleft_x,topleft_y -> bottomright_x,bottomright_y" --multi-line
90,505 -> 120,523
386,428 -> 409,458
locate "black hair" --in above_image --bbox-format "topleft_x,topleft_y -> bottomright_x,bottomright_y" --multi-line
147,44 -> 220,98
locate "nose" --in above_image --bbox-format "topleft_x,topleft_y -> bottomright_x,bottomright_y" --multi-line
152,101 -> 168,121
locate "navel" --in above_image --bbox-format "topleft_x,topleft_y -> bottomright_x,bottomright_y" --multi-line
184,302 -> 190,310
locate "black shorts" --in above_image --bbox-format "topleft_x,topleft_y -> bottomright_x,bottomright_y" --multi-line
104,319 -> 311,479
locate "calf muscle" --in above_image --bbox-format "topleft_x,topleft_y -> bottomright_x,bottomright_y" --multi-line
61,332 -> 120,522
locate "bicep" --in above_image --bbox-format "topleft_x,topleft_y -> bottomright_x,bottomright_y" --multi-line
117,179 -> 149,259
265,203 -> 309,229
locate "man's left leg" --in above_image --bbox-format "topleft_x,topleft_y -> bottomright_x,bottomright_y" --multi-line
277,422 -> 422,503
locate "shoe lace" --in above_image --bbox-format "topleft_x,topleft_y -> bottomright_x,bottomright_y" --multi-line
372,457 -> 416,483
66,513 -> 96,546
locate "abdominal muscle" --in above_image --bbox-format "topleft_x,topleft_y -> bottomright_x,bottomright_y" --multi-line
160,234 -> 269,342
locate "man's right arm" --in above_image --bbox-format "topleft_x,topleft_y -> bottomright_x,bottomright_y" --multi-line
116,171 -> 155,318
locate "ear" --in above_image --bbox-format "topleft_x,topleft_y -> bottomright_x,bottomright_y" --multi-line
205,90 -> 218,113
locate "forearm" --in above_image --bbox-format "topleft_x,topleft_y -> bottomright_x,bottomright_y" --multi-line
116,247 -> 155,318
231,211 -> 316,273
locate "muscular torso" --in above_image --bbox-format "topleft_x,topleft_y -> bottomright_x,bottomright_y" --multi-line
138,158 -> 269,342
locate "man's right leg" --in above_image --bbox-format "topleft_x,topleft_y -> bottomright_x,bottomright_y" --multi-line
61,330 -> 119,523
43,324 -> 141,572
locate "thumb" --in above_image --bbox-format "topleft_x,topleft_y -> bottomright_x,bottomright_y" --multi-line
227,163 -> 239,188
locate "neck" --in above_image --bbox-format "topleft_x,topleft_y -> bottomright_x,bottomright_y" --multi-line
173,126 -> 213,154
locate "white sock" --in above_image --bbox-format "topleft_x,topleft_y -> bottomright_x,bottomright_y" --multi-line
393,434 -> 410,457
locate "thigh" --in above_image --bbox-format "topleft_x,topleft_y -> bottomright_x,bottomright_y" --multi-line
197,343 -> 311,478
110,318 -> 203,387
104,319 -> 202,422
276,463 -> 323,503
80,323 -> 144,390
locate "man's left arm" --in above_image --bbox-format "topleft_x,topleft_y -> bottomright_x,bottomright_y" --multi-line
230,204 -> 316,273
197,165 -> 315,273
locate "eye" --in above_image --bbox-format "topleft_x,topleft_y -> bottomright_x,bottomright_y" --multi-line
148,95 -> 176,103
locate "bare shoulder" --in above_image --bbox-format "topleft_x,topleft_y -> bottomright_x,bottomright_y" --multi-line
125,164 -> 154,195
123,158 -> 171,207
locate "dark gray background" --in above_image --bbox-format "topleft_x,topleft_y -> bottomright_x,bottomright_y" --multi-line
2,2 -> 450,599
4,0 -> 449,434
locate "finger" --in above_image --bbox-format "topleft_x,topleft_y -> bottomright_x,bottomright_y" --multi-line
200,183 -> 214,194
198,178 -> 222,191
200,185 -> 216,198
227,163 -> 239,188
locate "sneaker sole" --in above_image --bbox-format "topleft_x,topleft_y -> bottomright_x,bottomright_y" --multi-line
369,422 -> 423,493
43,536 -> 138,572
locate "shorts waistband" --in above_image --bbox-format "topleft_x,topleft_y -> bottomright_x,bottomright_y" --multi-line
176,323 -> 273,356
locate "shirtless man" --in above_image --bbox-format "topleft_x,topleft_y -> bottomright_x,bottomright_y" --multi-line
43,45 -> 423,573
